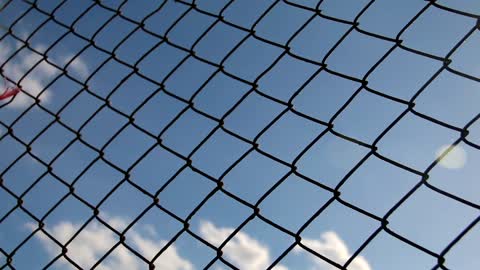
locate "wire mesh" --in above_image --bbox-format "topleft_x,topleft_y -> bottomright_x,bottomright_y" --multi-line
0,0 -> 479,269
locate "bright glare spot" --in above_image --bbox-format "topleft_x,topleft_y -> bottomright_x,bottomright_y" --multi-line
435,144 -> 467,170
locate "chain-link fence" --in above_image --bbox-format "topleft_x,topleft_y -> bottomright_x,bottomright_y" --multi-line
1,0 -> 479,269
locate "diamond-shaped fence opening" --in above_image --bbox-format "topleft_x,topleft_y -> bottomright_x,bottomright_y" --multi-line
1,0 -> 479,269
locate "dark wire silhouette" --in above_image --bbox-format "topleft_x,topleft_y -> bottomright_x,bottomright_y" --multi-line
0,0 -> 479,269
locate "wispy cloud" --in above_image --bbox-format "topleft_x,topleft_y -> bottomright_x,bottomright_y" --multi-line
65,55 -> 89,79
27,216 -> 192,270
1,43 -> 57,108
199,221 -> 288,270
0,42 -> 89,109
295,231 -> 371,270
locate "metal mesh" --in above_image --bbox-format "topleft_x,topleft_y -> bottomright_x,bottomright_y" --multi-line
0,0 -> 479,269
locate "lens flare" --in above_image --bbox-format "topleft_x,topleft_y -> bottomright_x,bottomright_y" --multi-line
435,144 -> 467,170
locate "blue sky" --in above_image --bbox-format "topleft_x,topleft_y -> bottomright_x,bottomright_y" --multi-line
0,0 -> 479,269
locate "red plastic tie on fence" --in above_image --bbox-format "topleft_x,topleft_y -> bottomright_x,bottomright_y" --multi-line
0,75 -> 20,100
0,87 -> 20,100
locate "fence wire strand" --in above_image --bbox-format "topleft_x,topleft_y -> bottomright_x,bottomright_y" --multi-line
0,0 -> 479,269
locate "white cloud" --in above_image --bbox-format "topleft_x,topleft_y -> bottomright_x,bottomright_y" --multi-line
199,221 -> 288,270
0,42 -> 88,109
295,231 -> 371,270
29,218 -> 370,270
130,234 -> 192,270
28,216 -> 192,270
0,43 -> 57,108
65,55 -> 89,78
